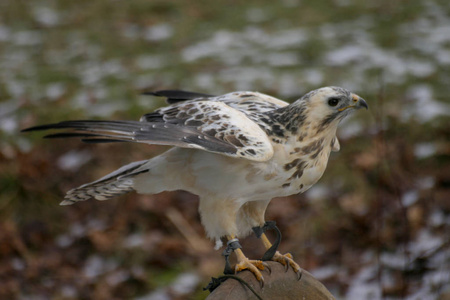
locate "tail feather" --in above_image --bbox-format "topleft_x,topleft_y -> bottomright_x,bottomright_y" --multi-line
60,160 -> 148,205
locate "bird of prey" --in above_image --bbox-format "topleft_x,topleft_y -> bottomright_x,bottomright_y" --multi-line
23,86 -> 368,283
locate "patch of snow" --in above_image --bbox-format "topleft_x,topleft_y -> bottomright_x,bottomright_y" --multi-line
277,74 -> 302,97
92,86 -> 107,100
335,0 -> 352,6
246,8 -> 269,23
282,0 -> 301,7
305,184 -> 330,200
403,85 -> 450,122
264,29 -> 308,49
45,83 -> 66,100
171,272 -> 200,295
135,289 -> 170,300
407,267 -> 450,300
11,258 -> 26,271
56,234 -> 74,248
69,222 -> 86,237
302,69 -> 323,86
32,6 -> 59,27
132,266 -> 145,278
345,265 -> 381,300
326,45 -> 366,66
83,255 -> 106,279
427,24 -> 450,45
144,24 -> 173,41
16,138 -> 32,153
436,49 -> 450,65
407,60 -> 435,77
0,25 -> 10,41
0,99 -> 20,119
0,116 -> 18,134
87,219 -> 107,231
428,210 -> 446,227
133,74 -> 157,90
264,52 -> 299,66
193,73 -> 217,90
418,176 -> 435,190
60,285 -> 78,298
123,233 -> 145,248
182,28 -> 307,65
121,23 -> 140,39
83,255 -> 118,279
57,150 -> 92,171
106,270 -> 129,286
338,120 -> 363,139
181,30 -> 237,62
380,252 -> 408,270
218,66 -> 274,91
414,143 -> 437,159
80,63 -> 103,85
311,265 -> 340,280
5,79 -> 26,97
409,229 -> 443,255
87,101 -> 128,117
401,190 -> 419,207
71,90 -> 90,109
135,272 -> 200,300
13,30 -> 42,46
136,55 -> 167,70
102,60 -> 126,77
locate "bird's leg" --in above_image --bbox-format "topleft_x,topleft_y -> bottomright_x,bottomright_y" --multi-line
253,221 -> 281,261
260,232 -> 302,279
222,235 -> 270,285
252,221 -> 302,280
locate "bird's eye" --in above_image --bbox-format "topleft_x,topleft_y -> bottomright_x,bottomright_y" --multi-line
328,97 -> 340,107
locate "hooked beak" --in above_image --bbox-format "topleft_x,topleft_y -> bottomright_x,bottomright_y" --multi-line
352,93 -> 368,110
338,93 -> 368,111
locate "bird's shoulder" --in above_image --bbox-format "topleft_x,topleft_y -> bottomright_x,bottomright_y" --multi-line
143,90 -> 292,139
140,93 -> 280,162
214,92 -> 292,141
147,90 -> 288,115
215,91 -> 289,111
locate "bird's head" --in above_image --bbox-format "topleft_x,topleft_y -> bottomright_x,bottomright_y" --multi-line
295,86 -> 368,134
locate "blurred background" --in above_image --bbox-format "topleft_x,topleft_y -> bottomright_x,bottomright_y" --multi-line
1,0 -> 449,299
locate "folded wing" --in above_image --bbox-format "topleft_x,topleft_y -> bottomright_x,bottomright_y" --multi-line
23,100 -> 274,162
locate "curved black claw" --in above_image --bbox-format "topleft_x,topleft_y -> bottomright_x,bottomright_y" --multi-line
283,257 -> 289,272
262,261 -> 272,274
297,269 -> 303,281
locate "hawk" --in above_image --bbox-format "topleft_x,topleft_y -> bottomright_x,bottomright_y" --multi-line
23,86 -> 368,283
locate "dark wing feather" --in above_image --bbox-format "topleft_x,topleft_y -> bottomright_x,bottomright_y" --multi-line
22,99 -> 274,161
143,90 -> 215,104
23,119 -> 237,155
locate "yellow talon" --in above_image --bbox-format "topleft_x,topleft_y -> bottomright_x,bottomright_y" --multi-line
230,245 -> 268,285
271,251 -> 302,279
236,260 -> 265,272
259,233 -> 303,280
